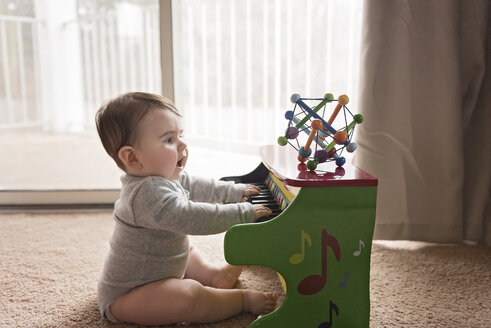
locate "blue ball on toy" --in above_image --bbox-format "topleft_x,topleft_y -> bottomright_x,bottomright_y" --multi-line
285,110 -> 294,120
298,146 -> 312,158
336,157 -> 346,167
290,93 -> 301,103
346,142 -> 357,153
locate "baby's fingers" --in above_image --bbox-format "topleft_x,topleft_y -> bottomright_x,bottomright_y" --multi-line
253,205 -> 272,220
244,185 -> 261,196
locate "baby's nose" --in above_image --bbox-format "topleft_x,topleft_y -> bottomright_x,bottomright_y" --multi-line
179,140 -> 187,152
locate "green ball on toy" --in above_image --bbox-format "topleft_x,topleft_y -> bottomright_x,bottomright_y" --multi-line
307,160 -> 318,170
354,114 -> 364,123
277,136 -> 288,146
324,93 -> 334,100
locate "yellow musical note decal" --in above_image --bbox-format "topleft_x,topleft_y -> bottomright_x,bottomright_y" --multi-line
289,230 -> 312,264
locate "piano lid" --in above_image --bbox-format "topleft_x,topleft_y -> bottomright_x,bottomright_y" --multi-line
259,145 -> 378,188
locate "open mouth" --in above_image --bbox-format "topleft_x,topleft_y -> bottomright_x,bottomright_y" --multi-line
177,158 -> 185,168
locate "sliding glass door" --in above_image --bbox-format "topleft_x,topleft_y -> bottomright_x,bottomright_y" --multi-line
1,0 -> 364,207
0,0 -> 161,207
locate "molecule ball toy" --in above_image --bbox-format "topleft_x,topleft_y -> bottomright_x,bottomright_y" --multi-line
277,93 -> 363,170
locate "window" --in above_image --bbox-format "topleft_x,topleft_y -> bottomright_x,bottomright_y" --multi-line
0,0 -> 363,207
0,0 -> 160,207
172,0 -> 364,155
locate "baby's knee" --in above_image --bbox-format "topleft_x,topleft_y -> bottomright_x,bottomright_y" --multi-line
179,279 -> 207,317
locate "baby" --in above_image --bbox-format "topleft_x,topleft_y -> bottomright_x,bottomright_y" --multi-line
95,92 -> 277,325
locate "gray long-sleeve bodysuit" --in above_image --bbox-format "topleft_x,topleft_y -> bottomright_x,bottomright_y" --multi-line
97,172 -> 255,322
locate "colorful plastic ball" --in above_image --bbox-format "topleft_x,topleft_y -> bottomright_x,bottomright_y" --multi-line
307,160 -> 318,171
290,93 -> 301,103
277,136 -> 288,146
346,142 -> 357,152
354,114 -> 364,123
311,119 -> 323,130
297,155 -> 307,163
285,126 -> 299,139
297,163 -> 307,171
338,94 -> 349,105
324,93 -> 334,100
336,156 -> 346,167
314,149 -> 329,163
298,146 -> 312,158
334,131 -> 348,145
285,110 -> 294,120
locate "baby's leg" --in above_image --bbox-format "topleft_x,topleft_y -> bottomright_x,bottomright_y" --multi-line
110,278 -> 278,325
185,245 -> 242,289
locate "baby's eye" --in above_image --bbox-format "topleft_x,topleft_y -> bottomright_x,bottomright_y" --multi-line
164,137 -> 173,144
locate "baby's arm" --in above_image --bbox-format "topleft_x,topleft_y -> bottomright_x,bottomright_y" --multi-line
131,178 -> 256,234
180,172 -> 250,204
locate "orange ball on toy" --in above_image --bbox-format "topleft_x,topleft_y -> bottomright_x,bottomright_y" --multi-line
311,119 -> 323,130
297,155 -> 308,163
334,131 -> 348,145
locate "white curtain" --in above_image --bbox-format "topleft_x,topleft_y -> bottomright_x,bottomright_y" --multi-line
354,0 -> 491,245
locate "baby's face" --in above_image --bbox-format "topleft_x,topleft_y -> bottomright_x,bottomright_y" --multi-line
134,109 -> 187,180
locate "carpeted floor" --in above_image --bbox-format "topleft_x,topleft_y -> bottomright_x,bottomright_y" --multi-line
1,212 -> 490,328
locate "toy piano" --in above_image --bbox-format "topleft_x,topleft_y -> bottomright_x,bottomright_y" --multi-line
221,144 -> 378,328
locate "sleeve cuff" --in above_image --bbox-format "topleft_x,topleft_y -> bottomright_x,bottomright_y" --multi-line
226,183 -> 247,203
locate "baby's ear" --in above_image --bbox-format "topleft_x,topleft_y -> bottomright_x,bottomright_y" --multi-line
118,146 -> 141,170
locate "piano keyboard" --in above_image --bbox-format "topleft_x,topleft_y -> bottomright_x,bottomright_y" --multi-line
221,162 -> 298,222
247,182 -> 282,221
245,172 -> 298,222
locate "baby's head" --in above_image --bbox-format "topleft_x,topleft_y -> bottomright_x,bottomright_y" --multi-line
96,92 -> 187,179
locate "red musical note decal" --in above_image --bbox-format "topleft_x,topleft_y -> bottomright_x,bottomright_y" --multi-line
297,229 -> 341,295
318,300 -> 339,328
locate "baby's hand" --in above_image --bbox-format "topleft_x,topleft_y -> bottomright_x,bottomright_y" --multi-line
253,205 -> 272,221
241,184 -> 261,202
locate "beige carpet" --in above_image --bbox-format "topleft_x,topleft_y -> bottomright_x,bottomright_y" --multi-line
1,212 -> 490,328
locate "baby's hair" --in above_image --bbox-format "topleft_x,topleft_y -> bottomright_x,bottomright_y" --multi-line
95,92 -> 181,171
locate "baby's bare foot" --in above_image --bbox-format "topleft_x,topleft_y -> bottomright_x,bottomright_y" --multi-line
243,290 -> 278,315
211,264 -> 243,289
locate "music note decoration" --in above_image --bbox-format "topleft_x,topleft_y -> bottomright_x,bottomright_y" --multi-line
353,239 -> 365,256
338,271 -> 350,288
318,300 -> 339,328
289,230 -> 312,264
297,228 -> 341,295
